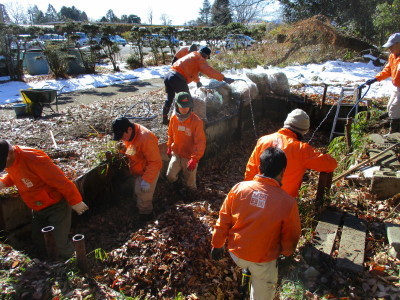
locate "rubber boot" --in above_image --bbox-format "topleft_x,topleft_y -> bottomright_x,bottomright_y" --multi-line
390,119 -> 400,133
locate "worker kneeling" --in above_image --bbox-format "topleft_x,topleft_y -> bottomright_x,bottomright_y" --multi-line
166,92 -> 206,190
211,147 -> 301,300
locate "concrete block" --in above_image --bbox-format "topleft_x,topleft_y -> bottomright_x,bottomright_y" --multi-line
385,222 -> 400,259
337,214 -> 366,273
304,210 -> 342,264
371,171 -> 400,200
368,149 -> 400,169
0,195 -> 31,231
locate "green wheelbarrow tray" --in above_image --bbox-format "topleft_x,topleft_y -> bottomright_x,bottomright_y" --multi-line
20,89 -> 59,118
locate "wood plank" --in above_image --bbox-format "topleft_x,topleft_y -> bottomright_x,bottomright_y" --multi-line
337,214 -> 366,273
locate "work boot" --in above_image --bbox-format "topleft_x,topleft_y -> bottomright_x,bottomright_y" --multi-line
162,114 -> 169,125
389,119 -> 400,133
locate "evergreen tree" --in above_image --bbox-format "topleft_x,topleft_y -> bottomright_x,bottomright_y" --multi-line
198,0 -> 212,25
27,5 -> 45,24
105,9 -> 119,23
211,0 -> 232,26
45,4 -> 58,23
59,6 -> 86,22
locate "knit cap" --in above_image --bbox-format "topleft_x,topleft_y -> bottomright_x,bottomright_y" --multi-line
283,109 -> 310,136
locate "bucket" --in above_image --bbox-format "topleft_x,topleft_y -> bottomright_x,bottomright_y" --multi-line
13,103 -> 27,117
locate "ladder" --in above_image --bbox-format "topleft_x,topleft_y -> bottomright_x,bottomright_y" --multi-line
329,87 -> 361,141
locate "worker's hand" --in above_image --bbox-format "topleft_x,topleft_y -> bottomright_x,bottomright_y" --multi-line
211,247 -> 224,260
366,78 -> 377,86
223,77 -> 235,84
167,146 -> 172,157
196,81 -> 203,88
140,179 -> 151,193
187,158 -> 198,171
115,141 -> 126,153
71,201 -> 89,215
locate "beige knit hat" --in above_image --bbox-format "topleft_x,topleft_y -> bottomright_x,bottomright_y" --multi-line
283,109 -> 310,136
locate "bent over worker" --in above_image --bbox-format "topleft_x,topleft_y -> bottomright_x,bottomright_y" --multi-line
245,109 -> 337,198
171,44 -> 198,64
166,92 -> 206,190
364,33 -> 400,133
112,117 -> 162,221
162,46 -> 235,125
0,140 -> 88,258
211,147 -> 301,300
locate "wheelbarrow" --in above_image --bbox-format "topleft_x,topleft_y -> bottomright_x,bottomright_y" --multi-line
20,88 -> 60,118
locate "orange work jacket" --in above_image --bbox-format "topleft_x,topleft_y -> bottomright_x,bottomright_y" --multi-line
167,112 -> 206,161
0,146 -> 82,211
171,51 -> 224,84
122,123 -> 162,183
212,176 -> 301,263
244,128 -> 337,197
174,46 -> 190,60
376,53 -> 400,87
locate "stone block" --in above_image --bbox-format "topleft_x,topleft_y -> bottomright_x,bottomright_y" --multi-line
337,214 -> 366,273
385,222 -> 400,259
0,195 -> 31,231
371,171 -> 400,200
368,149 -> 400,169
304,210 -> 342,264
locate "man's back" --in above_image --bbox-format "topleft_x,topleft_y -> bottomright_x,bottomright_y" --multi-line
245,128 -> 337,197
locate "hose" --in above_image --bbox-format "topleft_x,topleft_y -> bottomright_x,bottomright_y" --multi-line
123,100 -> 158,121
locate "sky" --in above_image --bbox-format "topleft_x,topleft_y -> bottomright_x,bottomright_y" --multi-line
0,58 -> 392,105
7,0 -> 282,25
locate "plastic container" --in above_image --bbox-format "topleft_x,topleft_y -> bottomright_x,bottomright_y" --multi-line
25,50 -> 49,75
13,103 -> 27,117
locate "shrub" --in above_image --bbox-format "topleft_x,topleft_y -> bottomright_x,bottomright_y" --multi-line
126,53 -> 142,69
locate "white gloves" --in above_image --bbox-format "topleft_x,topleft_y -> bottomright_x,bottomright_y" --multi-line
140,179 -> 150,193
71,201 -> 89,215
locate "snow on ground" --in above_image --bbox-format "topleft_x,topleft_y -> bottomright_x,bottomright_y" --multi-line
0,60 -> 392,105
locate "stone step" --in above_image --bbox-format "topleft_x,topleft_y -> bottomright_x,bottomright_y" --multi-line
337,214 -> 366,273
385,222 -> 400,259
305,211 -> 367,273
304,210 -> 342,264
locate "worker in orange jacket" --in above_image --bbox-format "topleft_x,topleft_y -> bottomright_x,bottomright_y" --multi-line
162,46 -> 235,125
166,92 -> 206,190
212,147 -> 301,299
0,140 -> 88,258
112,117 -> 162,221
245,109 -> 337,198
171,44 -> 198,64
364,33 -> 400,133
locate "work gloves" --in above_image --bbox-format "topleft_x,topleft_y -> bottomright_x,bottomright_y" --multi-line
187,158 -> 198,171
167,146 -> 172,157
211,247 -> 224,260
366,78 -> 377,86
196,81 -> 203,88
140,179 -> 151,193
223,77 -> 235,84
71,201 -> 89,215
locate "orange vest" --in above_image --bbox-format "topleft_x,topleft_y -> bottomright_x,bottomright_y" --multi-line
376,53 -> 400,87
212,176 -> 301,263
123,123 -> 162,183
0,146 -> 82,211
174,46 -> 190,60
245,128 -> 337,197
167,112 -> 206,160
171,51 -> 224,83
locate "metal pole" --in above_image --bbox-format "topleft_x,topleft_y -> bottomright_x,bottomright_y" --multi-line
41,226 -> 58,260
321,84 -> 328,108
72,234 -> 89,274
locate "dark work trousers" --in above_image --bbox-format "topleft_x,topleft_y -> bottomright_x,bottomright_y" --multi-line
163,71 -> 190,117
390,119 -> 400,133
31,198 -> 74,259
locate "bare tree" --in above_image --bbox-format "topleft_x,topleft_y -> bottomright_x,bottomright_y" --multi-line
147,7 -> 153,25
160,13 -> 172,25
230,0 -> 273,24
4,1 -> 27,24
